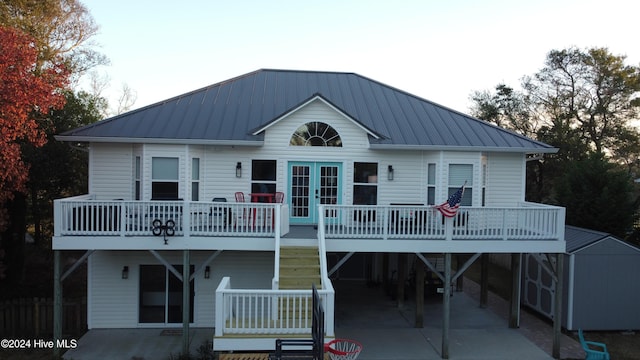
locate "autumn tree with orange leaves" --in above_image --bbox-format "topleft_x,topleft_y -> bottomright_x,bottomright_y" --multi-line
0,26 -> 70,230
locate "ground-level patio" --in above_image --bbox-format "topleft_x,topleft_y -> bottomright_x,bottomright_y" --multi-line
62,279 -> 584,360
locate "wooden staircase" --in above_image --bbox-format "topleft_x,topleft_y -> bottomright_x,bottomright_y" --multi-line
278,246 -> 322,290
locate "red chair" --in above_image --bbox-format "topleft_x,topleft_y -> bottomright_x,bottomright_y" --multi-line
275,192 -> 285,203
235,192 -> 245,202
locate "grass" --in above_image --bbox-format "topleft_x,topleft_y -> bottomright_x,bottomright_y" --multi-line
464,256 -> 640,360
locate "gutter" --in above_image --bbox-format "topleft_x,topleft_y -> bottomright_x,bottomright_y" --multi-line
54,135 -> 264,147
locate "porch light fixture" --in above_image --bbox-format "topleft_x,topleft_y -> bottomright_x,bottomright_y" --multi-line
204,266 -> 210,279
122,266 -> 129,279
236,162 -> 242,178
387,165 -> 394,181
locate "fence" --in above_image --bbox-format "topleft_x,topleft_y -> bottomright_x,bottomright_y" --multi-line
0,297 -> 86,337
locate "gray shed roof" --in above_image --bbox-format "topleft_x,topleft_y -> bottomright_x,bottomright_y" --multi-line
57,69 -> 556,153
564,225 -> 640,253
565,226 -> 612,253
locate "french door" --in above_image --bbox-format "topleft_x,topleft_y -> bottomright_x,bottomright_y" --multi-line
288,162 -> 342,225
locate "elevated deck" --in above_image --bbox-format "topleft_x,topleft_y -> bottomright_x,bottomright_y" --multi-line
53,196 -> 565,253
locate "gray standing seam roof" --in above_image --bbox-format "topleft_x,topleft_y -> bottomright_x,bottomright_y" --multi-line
57,69 -> 556,153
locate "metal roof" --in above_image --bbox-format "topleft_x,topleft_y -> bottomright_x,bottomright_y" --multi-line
563,225 -> 640,254
564,226 -> 611,253
57,69 -> 557,153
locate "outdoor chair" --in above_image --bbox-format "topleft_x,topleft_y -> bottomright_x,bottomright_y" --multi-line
578,329 -> 610,360
211,197 -> 230,228
275,192 -> 285,203
235,192 -> 245,202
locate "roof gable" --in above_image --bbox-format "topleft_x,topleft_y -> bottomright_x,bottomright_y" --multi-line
57,69 -> 557,153
250,94 -> 382,139
565,225 -> 640,254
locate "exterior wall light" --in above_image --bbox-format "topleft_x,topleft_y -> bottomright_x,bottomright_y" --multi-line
204,265 -> 210,279
236,162 -> 242,178
122,266 -> 129,279
388,165 -> 394,181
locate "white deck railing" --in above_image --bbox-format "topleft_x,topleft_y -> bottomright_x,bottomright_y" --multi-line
53,198 -> 285,238
320,203 -> 565,241
54,196 -> 564,244
215,277 -> 335,337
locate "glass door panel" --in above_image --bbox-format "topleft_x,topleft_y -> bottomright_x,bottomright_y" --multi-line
288,162 -> 341,224
139,264 -> 194,324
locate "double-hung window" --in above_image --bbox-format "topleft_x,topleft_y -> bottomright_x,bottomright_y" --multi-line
427,163 -> 436,205
448,164 -> 473,206
191,158 -> 200,201
251,160 -> 276,195
353,162 -> 378,205
152,157 -> 179,200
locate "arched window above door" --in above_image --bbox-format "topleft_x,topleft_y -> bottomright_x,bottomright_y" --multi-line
290,122 -> 342,147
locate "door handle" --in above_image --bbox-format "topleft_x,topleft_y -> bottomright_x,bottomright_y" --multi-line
315,189 -> 319,199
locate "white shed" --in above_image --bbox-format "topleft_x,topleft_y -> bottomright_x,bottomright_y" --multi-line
524,226 -> 640,330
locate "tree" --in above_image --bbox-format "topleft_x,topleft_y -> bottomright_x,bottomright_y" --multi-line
470,47 -> 640,235
24,90 -> 106,243
0,26 -> 70,291
0,26 -> 69,229
0,0 -> 108,76
469,84 -> 537,138
523,47 -> 640,160
555,154 -> 637,238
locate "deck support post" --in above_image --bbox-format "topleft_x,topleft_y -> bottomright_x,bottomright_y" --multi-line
382,253 -> 389,290
415,261 -> 425,328
182,250 -> 190,356
480,253 -> 488,308
53,250 -> 62,359
552,253 -> 564,359
455,255 -> 464,291
441,252 -> 452,359
396,253 -> 406,308
509,253 -> 521,328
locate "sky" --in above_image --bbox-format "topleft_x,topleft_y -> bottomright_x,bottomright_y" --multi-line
80,0 -> 639,115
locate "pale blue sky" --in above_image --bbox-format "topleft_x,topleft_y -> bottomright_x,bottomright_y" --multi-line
81,0 -> 639,114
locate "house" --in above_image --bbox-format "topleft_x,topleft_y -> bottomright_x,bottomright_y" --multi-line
524,225 -> 640,331
52,69 -> 566,357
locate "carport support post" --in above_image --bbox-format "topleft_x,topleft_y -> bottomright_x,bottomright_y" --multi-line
442,252 -> 452,359
397,253 -> 406,308
552,253 -> 564,359
415,261 -> 425,328
509,253 -> 521,328
182,250 -> 190,356
53,250 -> 62,359
479,253 -> 488,308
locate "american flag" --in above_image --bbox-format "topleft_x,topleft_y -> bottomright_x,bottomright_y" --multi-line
434,185 -> 465,218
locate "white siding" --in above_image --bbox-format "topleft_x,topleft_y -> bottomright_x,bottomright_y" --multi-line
90,143 -> 133,200
485,153 -> 525,206
84,100 -> 528,208
88,250 -> 274,328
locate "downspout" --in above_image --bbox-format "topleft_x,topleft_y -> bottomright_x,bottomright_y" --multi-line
566,253 -> 575,330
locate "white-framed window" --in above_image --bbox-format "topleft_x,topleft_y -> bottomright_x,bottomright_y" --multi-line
290,122 -> 342,147
353,162 -> 378,205
134,156 -> 141,200
191,158 -> 200,201
152,157 -> 179,200
427,163 -> 436,205
251,160 -> 276,195
448,164 -> 473,206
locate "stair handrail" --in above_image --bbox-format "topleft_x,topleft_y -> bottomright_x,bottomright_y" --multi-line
317,205 -> 335,336
317,205 -> 331,288
272,204 -> 281,289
